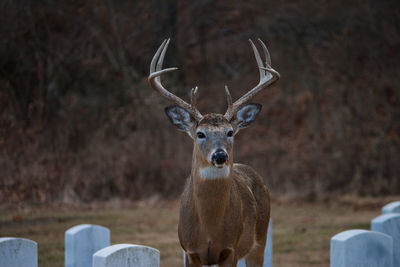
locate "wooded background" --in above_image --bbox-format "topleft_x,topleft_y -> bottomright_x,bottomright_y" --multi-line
1,0 -> 399,204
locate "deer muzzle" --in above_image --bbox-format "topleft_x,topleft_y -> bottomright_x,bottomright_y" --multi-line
211,149 -> 229,167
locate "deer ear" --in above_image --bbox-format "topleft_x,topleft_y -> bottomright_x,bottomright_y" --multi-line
231,103 -> 262,130
165,106 -> 195,133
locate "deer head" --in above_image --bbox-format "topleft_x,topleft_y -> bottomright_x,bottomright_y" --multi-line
148,39 -> 280,174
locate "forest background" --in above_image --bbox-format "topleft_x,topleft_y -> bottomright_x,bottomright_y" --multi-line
1,0 -> 399,205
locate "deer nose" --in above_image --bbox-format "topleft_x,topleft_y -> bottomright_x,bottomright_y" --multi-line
212,149 -> 228,165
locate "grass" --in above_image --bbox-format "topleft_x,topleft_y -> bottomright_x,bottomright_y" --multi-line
0,197 -> 395,267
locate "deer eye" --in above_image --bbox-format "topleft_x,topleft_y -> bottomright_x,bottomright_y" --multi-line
196,132 -> 206,139
227,130 -> 233,137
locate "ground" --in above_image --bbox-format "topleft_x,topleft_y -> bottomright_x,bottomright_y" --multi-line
0,196 -> 397,267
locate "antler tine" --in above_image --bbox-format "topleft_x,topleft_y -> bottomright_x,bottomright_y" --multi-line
157,38 -> 170,73
224,39 -> 280,120
149,39 -> 203,121
249,39 -> 265,81
258,38 -> 271,66
150,39 -> 167,73
191,86 -> 198,107
148,39 -> 178,81
225,85 -> 233,115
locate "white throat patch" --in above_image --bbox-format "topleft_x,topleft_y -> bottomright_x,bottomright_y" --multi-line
199,166 -> 230,180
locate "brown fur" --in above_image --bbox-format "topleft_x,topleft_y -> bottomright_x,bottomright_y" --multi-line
178,114 -> 270,267
198,114 -> 229,127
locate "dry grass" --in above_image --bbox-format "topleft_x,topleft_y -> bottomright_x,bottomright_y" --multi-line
0,197 -> 397,267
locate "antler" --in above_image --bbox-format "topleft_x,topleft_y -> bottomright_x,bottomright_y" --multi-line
148,39 -> 203,121
224,39 -> 280,120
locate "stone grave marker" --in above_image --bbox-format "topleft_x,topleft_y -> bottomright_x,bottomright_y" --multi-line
372,213 -> 400,267
93,244 -> 160,267
331,229 -> 393,267
0,237 -> 37,267
382,201 -> 400,214
65,224 -> 110,267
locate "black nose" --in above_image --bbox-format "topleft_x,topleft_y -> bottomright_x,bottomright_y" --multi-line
212,149 -> 228,165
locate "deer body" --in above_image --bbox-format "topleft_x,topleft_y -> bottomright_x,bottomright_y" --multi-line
180,164 -> 270,266
149,39 -> 279,266
178,114 -> 270,266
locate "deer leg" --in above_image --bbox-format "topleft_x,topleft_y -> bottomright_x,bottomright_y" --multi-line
218,248 -> 237,267
186,252 -> 202,267
244,242 -> 266,267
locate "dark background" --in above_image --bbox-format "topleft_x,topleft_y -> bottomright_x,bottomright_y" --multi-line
1,0 -> 399,204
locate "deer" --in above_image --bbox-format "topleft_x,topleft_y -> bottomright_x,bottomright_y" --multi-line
148,38 -> 280,267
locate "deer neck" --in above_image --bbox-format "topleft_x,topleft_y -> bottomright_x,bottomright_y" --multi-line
190,147 -> 233,227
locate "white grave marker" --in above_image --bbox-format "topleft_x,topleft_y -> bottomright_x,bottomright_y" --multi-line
372,213 -> 400,267
382,201 -> 400,214
0,237 -> 37,267
93,244 -> 160,267
65,224 -> 110,267
330,229 -> 393,267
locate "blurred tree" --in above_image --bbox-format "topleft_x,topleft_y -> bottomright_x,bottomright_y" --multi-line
0,0 -> 399,204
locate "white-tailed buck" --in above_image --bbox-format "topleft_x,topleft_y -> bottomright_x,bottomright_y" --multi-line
148,39 -> 280,267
